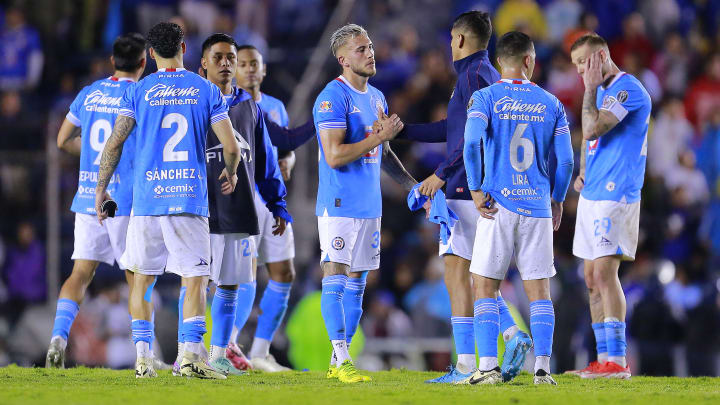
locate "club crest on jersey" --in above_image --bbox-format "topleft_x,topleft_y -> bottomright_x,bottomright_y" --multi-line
616,90 -> 629,103
606,181 -> 616,192
332,237 -> 345,250
319,100 -> 332,112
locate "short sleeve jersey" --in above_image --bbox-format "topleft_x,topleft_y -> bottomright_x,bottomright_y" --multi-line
313,76 -> 387,218
117,68 -> 229,216
67,76 -> 136,216
582,72 -> 651,203
466,79 -> 570,218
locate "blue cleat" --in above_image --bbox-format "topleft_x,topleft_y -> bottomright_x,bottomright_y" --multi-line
501,330 -> 533,382
425,366 -> 473,384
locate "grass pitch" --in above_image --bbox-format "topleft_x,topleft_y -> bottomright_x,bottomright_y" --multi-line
1,365 -> 719,405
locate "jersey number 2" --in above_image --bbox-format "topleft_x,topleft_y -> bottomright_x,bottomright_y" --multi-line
510,123 -> 534,172
162,113 -> 189,162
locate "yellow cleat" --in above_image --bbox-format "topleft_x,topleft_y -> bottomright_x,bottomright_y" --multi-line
337,360 -> 372,383
326,364 -> 338,379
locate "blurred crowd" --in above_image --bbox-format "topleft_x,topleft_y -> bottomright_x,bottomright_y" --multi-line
0,0 -> 719,376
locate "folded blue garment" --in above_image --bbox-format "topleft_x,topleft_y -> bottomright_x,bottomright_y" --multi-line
407,184 -> 459,244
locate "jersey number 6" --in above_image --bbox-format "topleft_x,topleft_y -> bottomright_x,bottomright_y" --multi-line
510,123 -> 534,173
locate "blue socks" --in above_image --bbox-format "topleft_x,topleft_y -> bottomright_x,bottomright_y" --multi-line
343,273 -> 367,344
592,322 -> 608,361
605,320 -> 627,358
51,298 -> 79,341
182,316 -> 207,356
320,275 -> 347,341
210,288 -> 238,347
474,298 -> 499,370
132,319 -> 153,345
177,286 -> 186,344
497,295 -> 517,338
451,316 -> 474,355
234,281 -> 257,332
255,280 -> 292,341
529,300 -> 555,358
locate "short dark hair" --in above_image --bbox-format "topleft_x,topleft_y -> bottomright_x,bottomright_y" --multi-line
236,44 -> 259,53
452,11 -> 492,47
570,33 -> 607,53
201,33 -> 239,55
496,31 -> 534,61
112,33 -> 146,72
147,22 -> 184,58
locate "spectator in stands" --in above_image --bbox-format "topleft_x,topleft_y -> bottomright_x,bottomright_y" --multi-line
0,7 -> 43,91
610,12 -> 655,68
544,0 -> 583,45
1,222 -> 46,325
0,91 -> 44,150
651,33 -> 691,97
685,53 -> 720,132
648,97 -> 694,179
562,11 -> 598,55
494,0 -> 548,39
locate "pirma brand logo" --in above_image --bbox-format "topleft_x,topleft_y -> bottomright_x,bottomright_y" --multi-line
332,237 -> 345,250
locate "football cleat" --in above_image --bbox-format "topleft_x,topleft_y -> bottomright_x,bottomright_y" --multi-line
326,364 -> 338,379
469,367 -> 503,385
594,361 -> 631,379
565,361 -> 603,378
501,330 -> 533,382
135,357 -> 158,379
226,342 -> 253,371
45,339 -> 65,369
337,360 -> 372,383
250,354 -> 292,372
210,357 -> 247,376
172,361 -> 181,377
533,369 -> 557,385
424,365 -> 473,384
180,353 -> 227,379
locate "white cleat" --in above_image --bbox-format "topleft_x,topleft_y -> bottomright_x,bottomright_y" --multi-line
250,354 -> 292,372
534,369 -> 558,385
135,357 -> 158,378
45,339 -> 65,369
180,353 -> 227,379
469,367 -> 503,385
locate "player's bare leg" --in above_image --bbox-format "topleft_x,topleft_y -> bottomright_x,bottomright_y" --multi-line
46,259 -> 100,368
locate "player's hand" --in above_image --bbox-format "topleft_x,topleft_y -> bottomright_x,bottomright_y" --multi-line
470,190 -> 497,219
278,151 -> 296,181
551,199 -> 563,231
272,216 -> 287,236
219,168 -> 238,195
95,190 -> 112,224
418,174 -> 445,199
422,198 -> 431,219
582,50 -> 604,90
573,174 -> 585,192
374,107 -> 404,141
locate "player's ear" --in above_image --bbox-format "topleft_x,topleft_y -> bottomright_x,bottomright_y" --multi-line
110,55 -> 115,68
149,47 -> 156,60
181,42 -> 186,55
263,63 -> 267,78
201,56 -> 207,70
457,33 -> 465,49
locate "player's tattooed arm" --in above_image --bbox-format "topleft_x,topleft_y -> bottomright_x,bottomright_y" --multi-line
381,141 -> 417,191
96,115 -> 135,192
581,51 -> 620,141
56,119 -> 83,156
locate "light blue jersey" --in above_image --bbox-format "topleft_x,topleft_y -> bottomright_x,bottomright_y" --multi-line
118,67 -> 229,216
464,79 -> 574,218
257,92 -> 289,127
67,76 -> 136,216
313,76 -> 388,218
582,72 -> 651,203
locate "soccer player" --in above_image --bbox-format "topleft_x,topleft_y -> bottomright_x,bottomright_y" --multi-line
95,22 -> 241,379
224,44 -> 315,372
566,33 -> 651,379
314,23 -> 418,383
394,11 -> 530,383
46,33 -> 147,369
463,31 -> 574,386
193,33 -> 290,376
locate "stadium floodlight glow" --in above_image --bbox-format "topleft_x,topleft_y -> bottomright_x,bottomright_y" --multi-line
657,260 -> 675,285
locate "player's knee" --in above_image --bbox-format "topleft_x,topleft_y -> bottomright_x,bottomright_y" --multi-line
269,260 -> 295,283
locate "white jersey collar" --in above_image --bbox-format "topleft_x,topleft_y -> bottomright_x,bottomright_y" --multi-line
157,67 -> 186,72
337,75 -> 368,94
601,71 -> 626,90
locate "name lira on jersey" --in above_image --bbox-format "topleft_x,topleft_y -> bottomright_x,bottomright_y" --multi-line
67,76 -> 136,215
313,76 -> 387,218
582,72 -> 651,203
117,68 -> 228,216
466,79 -> 570,218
